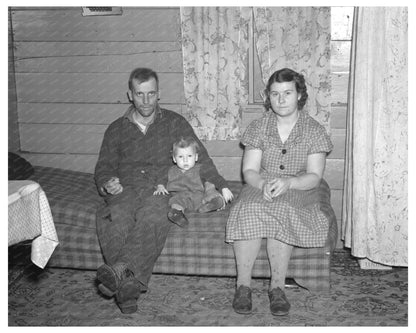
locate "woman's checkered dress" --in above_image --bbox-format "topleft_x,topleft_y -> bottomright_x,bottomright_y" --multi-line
226,111 -> 333,247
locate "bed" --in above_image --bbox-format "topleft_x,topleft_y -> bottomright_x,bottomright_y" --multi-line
28,165 -> 338,292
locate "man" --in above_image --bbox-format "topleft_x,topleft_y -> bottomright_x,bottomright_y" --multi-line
94,68 -> 230,314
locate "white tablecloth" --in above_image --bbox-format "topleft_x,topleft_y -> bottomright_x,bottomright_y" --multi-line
8,180 -> 59,268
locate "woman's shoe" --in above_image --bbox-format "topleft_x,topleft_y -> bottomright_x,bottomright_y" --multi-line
232,285 -> 252,314
268,287 -> 290,316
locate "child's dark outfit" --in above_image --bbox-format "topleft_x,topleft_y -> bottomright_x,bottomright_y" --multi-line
167,163 -> 226,226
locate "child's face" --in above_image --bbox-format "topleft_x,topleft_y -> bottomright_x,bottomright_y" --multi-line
173,146 -> 198,171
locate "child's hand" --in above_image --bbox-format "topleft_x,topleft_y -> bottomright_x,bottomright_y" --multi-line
221,188 -> 234,203
153,184 -> 169,195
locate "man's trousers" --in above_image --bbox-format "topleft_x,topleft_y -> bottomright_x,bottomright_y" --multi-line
96,185 -> 171,289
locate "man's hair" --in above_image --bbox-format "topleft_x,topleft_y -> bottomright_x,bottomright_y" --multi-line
264,68 -> 308,111
128,67 -> 159,90
172,136 -> 200,156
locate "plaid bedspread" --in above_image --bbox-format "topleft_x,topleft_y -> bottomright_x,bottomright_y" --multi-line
29,166 -> 337,292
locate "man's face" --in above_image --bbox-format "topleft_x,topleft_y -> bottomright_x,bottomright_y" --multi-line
173,146 -> 198,171
129,77 -> 159,119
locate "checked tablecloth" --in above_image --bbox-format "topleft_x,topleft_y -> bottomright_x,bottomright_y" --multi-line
8,180 -> 59,268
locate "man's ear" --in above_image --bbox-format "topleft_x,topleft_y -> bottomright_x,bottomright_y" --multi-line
127,91 -> 133,103
157,89 -> 161,101
172,155 -> 176,164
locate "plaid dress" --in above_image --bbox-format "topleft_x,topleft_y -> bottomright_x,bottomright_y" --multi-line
226,111 -> 333,247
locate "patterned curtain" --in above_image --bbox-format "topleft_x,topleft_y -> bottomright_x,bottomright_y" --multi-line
180,7 -> 251,140
253,7 -> 331,129
342,7 -> 408,267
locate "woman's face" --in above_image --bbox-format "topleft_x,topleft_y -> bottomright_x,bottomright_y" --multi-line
269,81 -> 300,118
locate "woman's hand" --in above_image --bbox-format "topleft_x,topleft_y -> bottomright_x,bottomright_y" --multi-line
262,181 -> 273,202
262,178 -> 291,201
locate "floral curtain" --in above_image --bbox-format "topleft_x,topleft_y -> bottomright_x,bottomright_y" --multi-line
342,7 -> 408,267
253,7 -> 331,129
180,7 -> 251,140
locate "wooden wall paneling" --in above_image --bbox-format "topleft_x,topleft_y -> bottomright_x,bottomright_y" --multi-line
211,157 -> 243,181
330,105 -> 347,129
331,72 -> 349,106
14,42 -> 183,73
8,9 -> 20,151
331,190 -> 344,248
203,140 -> 243,158
14,40 -> 181,60
19,123 -> 107,154
324,160 -> 344,190
18,103 -> 184,124
19,103 -> 131,124
15,72 -> 185,104
20,152 -> 99,173
11,8 -> 181,42
330,129 -> 346,159
331,189 -> 342,221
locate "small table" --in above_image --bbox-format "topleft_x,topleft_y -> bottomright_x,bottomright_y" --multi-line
8,180 -> 59,268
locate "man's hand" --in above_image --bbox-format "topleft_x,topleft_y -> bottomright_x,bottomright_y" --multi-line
103,177 -> 123,195
153,184 -> 169,195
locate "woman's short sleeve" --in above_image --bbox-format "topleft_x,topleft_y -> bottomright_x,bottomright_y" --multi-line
241,119 -> 264,150
309,124 -> 333,155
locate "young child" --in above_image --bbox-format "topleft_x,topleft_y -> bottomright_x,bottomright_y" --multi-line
154,136 -> 234,227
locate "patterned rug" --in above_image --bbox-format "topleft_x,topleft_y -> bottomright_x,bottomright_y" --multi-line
8,245 -> 408,326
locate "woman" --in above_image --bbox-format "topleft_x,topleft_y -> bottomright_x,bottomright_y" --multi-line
226,68 -> 333,316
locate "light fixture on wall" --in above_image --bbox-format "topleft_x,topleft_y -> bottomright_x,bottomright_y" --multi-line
81,7 -> 122,16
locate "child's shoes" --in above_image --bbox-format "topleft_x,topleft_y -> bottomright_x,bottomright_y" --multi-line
167,208 -> 189,227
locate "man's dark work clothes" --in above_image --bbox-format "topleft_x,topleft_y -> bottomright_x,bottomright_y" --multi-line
94,105 -> 228,289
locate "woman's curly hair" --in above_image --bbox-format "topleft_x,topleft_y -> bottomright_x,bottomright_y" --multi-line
263,68 -> 308,111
